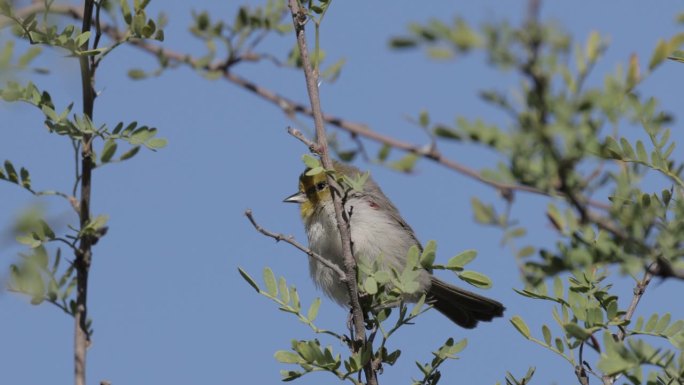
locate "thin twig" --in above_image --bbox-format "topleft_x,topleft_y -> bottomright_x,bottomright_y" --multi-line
288,126 -> 321,154
244,209 -> 346,280
602,269 -> 653,385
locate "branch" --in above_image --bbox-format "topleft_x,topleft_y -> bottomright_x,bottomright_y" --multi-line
244,209 -> 346,281
602,269 -> 653,385
5,3 -> 611,215
74,2 -> 97,385
288,126 -> 322,154
286,2 -> 376,384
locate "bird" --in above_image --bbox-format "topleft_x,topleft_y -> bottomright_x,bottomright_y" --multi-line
284,161 -> 505,328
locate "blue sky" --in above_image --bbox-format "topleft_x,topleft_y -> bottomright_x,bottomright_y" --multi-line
1,1 -> 683,384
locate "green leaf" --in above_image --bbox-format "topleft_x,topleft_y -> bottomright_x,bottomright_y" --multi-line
16,234 -> 41,248
660,189 -> 672,205
420,240 -> 436,268
641,193 -> 651,207
278,277 -> 289,304
659,128 -> 671,148
367,270 -> 387,285
364,277 -> 378,294
507,227 -> 526,238
87,215 -> 108,232
644,313 -> 658,332
121,0 -> 132,24
302,154 -> 320,169
19,167 -> 30,189
100,140 -> 117,163
546,203 -> 564,232
433,125 -> 461,140
447,249 -> 477,269
636,140 -> 648,163
128,69 -> 147,79
39,220 -> 55,240
237,267 -> 260,293
307,298 -> 321,321
304,166 -> 323,176
553,276 -> 563,299
620,138 -> 635,159
655,312 -> 671,333
4,160 -> 18,182
18,46 -> 42,68
263,267 -> 277,297
448,338 -> 467,355
542,325 -> 552,346
410,294 -> 426,317
418,110 -> 429,127
649,39 -> 669,70
389,153 -> 418,172
75,31 -> 91,48
564,323 -> 591,340
516,246 -> 535,258
585,31 -> 601,62
290,287 -> 301,311
280,369 -> 303,381
383,349 -> 401,365
510,316 -> 531,339
663,141 -> 675,159
555,338 -> 564,353
406,245 -> 420,268
377,144 -> 391,162
33,246 -> 49,269
119,146 -> 140,161
144,137 -> 167,150
389,37 -> 417,49
426,47 -> 454,60
663,320 -> 684,336
603,137 -> 622,159
0,1 -> 12,16
458,270 -> 492,288
275,350 -> 302,364
471,197 -> 495,224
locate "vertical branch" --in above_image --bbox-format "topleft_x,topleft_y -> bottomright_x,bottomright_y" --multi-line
75,1 -> 95,385
287,1 -> 377,384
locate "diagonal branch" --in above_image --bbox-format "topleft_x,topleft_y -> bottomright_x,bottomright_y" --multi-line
244,209 -> 346,281
602,269 -> 653,385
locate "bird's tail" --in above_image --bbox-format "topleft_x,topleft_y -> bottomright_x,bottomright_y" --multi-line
428,277 -> 505,329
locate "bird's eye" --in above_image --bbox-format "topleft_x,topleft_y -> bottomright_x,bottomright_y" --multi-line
316,181 -> 327,191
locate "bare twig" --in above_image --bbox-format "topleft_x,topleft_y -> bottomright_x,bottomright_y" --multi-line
244,209 -> 346,280
286,2 -> 376,384
288,126 -> 321,154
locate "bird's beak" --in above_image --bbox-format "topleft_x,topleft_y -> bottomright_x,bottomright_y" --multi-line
283,191 -> 306,203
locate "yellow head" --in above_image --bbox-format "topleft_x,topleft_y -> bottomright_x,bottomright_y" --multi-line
283,162 -> 363,220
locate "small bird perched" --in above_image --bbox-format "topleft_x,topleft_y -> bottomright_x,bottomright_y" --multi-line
284,161 -> 505,328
